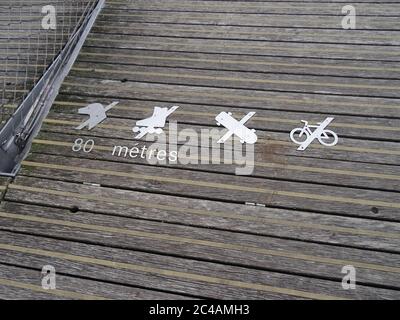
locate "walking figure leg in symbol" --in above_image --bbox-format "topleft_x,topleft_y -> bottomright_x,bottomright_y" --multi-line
290,117 -> 338,151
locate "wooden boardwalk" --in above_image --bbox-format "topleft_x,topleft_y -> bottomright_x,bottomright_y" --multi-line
1,0 -> 400,299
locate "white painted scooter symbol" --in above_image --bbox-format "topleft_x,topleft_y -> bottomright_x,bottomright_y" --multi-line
216,111 -> 257,144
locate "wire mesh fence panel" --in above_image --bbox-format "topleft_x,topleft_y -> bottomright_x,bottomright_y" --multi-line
0,0 -> 97,128
0,0 -> 102,174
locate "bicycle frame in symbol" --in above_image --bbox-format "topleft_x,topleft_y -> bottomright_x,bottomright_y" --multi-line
290,117 -> 339,151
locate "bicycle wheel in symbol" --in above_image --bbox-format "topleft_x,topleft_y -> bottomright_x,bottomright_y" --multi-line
290,118 -> 339,150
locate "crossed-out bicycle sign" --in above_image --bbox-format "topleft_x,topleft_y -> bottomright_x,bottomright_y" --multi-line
290,117 -> 339,151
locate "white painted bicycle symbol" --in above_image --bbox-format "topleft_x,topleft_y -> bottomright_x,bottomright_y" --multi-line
290,117 -> 338,151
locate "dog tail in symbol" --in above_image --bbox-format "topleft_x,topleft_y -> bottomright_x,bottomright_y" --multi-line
75,119 -> 90,130
104,101 -> 119,112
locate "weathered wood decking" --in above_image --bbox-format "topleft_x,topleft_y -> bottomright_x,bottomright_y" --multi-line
0,0 -> 400,299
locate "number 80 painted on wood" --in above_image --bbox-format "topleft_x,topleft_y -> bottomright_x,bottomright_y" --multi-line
72,138 -> 95,153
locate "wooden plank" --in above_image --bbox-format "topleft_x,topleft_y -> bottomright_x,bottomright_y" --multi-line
91,22 -> 400,46
84,34 -> 400,61
0,263 -> 187,300
96,11 -> 400,31
0,230 -> 399,299
1,197 -> 400,290
59,76 -> 400,119
104,0 -> 400,16
69,61 -> 400,98
78,47 -> 400,80
17,153 -> 400,221
31,131 -> 400,193
6,176 -> 400,252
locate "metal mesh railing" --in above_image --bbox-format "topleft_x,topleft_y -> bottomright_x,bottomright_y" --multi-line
1,0 -> 97,125
0,0 -> 103,175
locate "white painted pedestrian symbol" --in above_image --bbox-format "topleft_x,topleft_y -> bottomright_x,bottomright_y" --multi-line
133,106 -> 179,139
290,117 -> 338,151
216,111 -> 257,144
75,101 -> 119,130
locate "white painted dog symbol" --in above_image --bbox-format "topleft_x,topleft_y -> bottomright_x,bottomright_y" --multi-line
216,111 -> 258,144
75,101 -> 119,130
133,106 -> 179,139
